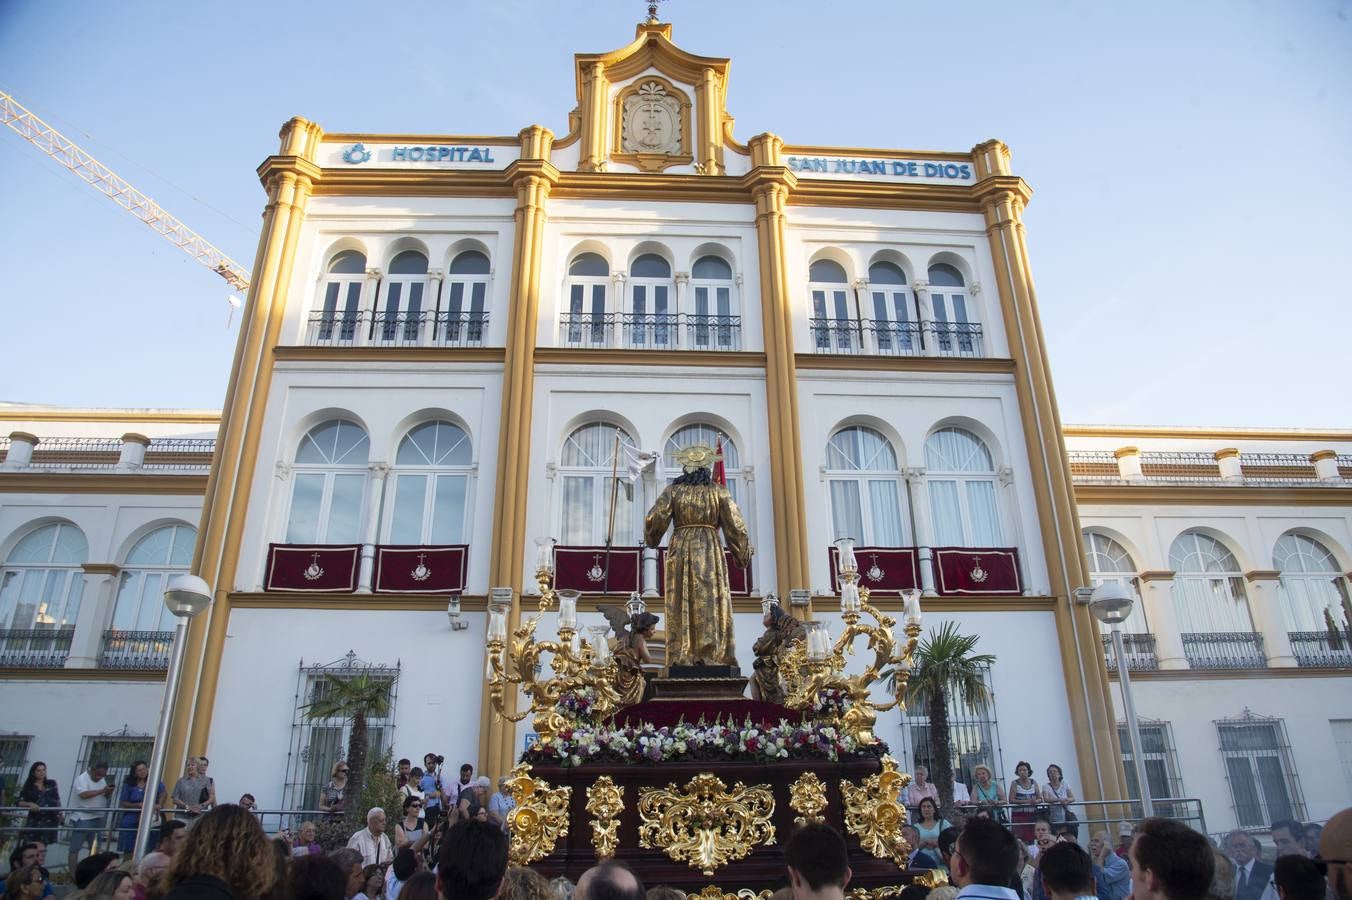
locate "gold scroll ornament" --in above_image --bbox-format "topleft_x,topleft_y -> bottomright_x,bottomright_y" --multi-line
788,771 -> 828,825
692,888 -> 911,900
638,772 -> 775,875
691,888 -> 774,900
586,775 -> 624,860
505,763 -> 572,865
839,755 -> 912,868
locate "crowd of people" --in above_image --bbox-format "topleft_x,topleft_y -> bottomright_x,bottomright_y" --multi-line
4,746 -> 1351,900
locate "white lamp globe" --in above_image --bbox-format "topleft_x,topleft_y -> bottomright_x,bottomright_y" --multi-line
1087,581 -> 1134,627
163,574 -> 213,619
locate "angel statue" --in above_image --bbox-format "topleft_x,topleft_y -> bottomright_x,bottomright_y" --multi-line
643,443 -> 753,669
598,603 -> 660,707
751,602 -> 806,705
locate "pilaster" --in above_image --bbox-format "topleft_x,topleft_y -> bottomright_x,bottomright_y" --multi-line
66,564 -> 119,668
358,463 -> 391,592
1137,571 -> 1187,669
1245,570 -> 1297,667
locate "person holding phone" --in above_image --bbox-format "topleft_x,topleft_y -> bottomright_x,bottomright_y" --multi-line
67,761 -> 115,871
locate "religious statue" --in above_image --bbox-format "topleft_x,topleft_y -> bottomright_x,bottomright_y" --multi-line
750,603 -> 806,705
599,604 -> 660,706
643,444 -> 752,669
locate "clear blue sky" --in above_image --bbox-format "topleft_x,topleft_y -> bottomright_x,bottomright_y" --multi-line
2,0 -> 1348,426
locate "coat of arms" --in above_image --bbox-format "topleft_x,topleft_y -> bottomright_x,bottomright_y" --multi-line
622,82 -> 682,155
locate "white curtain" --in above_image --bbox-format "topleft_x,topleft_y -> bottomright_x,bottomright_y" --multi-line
561,476 -> 593,545
830,481 -> 864,542
868,480 -> 904,546
928,481 -> 964,546
966,481 -> 1001,547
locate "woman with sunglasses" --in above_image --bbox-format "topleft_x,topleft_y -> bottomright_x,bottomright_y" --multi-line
396,794 -> 430,853
319,761 -> 350,817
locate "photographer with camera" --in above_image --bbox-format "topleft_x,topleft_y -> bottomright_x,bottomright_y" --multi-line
420,754 -> 446,829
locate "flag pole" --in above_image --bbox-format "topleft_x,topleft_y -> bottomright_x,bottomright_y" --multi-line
603,428 -> 622,596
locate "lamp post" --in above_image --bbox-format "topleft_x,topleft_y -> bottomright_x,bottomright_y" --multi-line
1083,581 -> 1154,818
133,574 -> 214,860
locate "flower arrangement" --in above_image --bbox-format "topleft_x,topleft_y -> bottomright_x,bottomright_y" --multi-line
555,686 -> 597,719
522,716 -> 887,768
813,687 -> 849,719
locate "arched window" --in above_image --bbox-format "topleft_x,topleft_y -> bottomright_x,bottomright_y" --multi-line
1274,533 -> 1350,633
927,263 -> 977,356
924,428 -> 1001,547
1169,531 -> 1257,654
665,424 -> 743,504
442,251 -> 490,346
559,423 -> 637,545
376,250 -> 430,344
868,262 -> 917,355
316,250 -> 367,343
1084,532 -> 1149,634
690,255 -> 737,349
286,420 -> 370,544
809,259 -> 856,352
628,253 -> 675,348
564,253 -> 611,348
0,523 -> 88,631
386,421 -> 473,545
825,427 -> 906,546
112,525 -> 196,632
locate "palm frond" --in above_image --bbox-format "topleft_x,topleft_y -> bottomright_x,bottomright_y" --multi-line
302,672 -> 392,722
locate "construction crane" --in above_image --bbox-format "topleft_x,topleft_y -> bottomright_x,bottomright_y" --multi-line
1,89 -> 251,292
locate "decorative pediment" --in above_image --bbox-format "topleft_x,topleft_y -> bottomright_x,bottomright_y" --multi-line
564,22 -> 739,175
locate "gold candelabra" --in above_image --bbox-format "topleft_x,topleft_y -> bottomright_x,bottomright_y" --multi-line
486,538 -> 623,746
784,538 -> 923,745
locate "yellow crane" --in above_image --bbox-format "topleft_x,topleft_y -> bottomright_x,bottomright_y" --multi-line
1,89 -> 251,292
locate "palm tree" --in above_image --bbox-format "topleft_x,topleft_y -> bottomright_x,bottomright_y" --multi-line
303,670 -> 392,825
889,622 -> 995,821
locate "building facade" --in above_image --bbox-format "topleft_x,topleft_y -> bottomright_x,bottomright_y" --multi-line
2,22 -> 1349,835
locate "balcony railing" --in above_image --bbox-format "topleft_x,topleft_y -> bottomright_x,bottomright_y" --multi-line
1101,632 -> 1160,671
1181,631 -> 1266,669
99,630 -> 174,670
809,318 -> 985,358
558,313 -> 743,351
0,627 -> 74,668
1289,631 -> 1352,668
305,312 -> 488,348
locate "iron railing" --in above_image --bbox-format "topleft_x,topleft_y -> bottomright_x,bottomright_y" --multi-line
305,311 -> 488,347
1181,631 -> 1267,669
558,313 -> 742,350
0,437 -> 215,471
929,321 -> 984,358
809,318 -> 985,358
0,627 -> 74,667
1288,631 -> 1352,668
1101,633 -> 1160,671
870,321 -> 926,356
99,630 -> 174,670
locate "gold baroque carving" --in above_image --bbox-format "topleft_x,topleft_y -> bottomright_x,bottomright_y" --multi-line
789,771 -> 828,825
586,775 -> 624,860
505,763 -> 572,865
638,772 -> 775,875
913,869 -> 951,888
611,75 -> 694,173
840,755 -> 911,868
691,888 -> 775,900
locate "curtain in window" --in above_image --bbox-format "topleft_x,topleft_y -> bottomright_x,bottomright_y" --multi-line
829,481 -> 864,542
966,481 -> 1001,547
928,481 -> 964,546
561,476 -> 594,546
868,480 -> 904,546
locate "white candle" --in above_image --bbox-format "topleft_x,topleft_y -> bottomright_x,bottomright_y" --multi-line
557,589 -> 579,630
902,590 -> 922,626
834,537 -> 857,576
487,606 -> 507,642
589,625 -> 611,664
840,581 -> 861,613
535,537 -> 556,572
570,632 -> 582,656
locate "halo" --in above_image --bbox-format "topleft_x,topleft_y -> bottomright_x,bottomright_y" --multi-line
674,443 -> 721,471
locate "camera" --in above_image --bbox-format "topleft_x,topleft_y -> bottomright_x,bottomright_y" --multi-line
426,754 -> 445,767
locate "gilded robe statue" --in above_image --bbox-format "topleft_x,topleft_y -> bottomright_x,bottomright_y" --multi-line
643,446 -> 752,668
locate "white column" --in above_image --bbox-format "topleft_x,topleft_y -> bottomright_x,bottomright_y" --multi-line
997,465 -> 1036,595
422,269 -> 444,346
912,279 -> 937,357
674,272 -> 689,348
1139,572 -> 1187,669
611,271 -> 626,348
854,278 -> 876,354
3,431 -> 38,469
357,462 -> 390,593
117,433 -> 150,470
905,467 -> 938,596
1245,571 -> 1296,667
1311,450 -> 1341,481
642,548 -> 659,598
1115,446 -> 1144,481
1215,448 -> 1243,482
968,282 -> 985,356
66,565 -> 119,669
358,267 -> 381,346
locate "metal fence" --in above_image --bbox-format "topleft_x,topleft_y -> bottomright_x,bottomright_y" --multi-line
99,630 -> 173,670
1288,631 -> 1352,668
305,311 -> 489,348
1181,632 -> 1267,669
557,313 -> 743,351
1102,633 -> 1159,671
0,628 -> 74,667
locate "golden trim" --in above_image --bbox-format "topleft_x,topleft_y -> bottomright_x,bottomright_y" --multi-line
1137,571 -> 1176,583
228,592 -> 490,611
1214,448 -> 1241,460
574,25 -> 730,104
638,772 -> 775,875
322,133 -> 520,145
1,410 -> 220,424
1109,667 -> 1352,681
0,473 -> 208,495
610,75 -> 694,173
585,775 -> 624,860
506,763 -> 572,865
82,563 -> 120,576
794,354 -> 1015,374
781,143 -> 974,163
274,346 -> 506,364
1311,449 -> 1338,462
1113,446 -> 1139,459
840,755 -> 910,867
1074,485 -> 1352,506
1244,570 -> 1281,582
0,668 -> 166,682
788,772 -> 828,825
120,433 -> 152,446
534,348 -> 765,368
1064,424 -> 1352,442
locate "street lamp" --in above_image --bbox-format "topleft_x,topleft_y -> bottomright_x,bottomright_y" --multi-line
134,574 -> 214,860
1082,581 -> 1154,818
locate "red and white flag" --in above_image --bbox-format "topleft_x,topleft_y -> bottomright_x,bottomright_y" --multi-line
713,436 -> 727,487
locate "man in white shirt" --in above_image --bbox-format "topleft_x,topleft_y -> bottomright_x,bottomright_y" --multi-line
953,773 -> 971,805
951,817 -> 1022,900
347,807 -> 394,868
67,761 -> 114,872
784,822 -> 851,900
